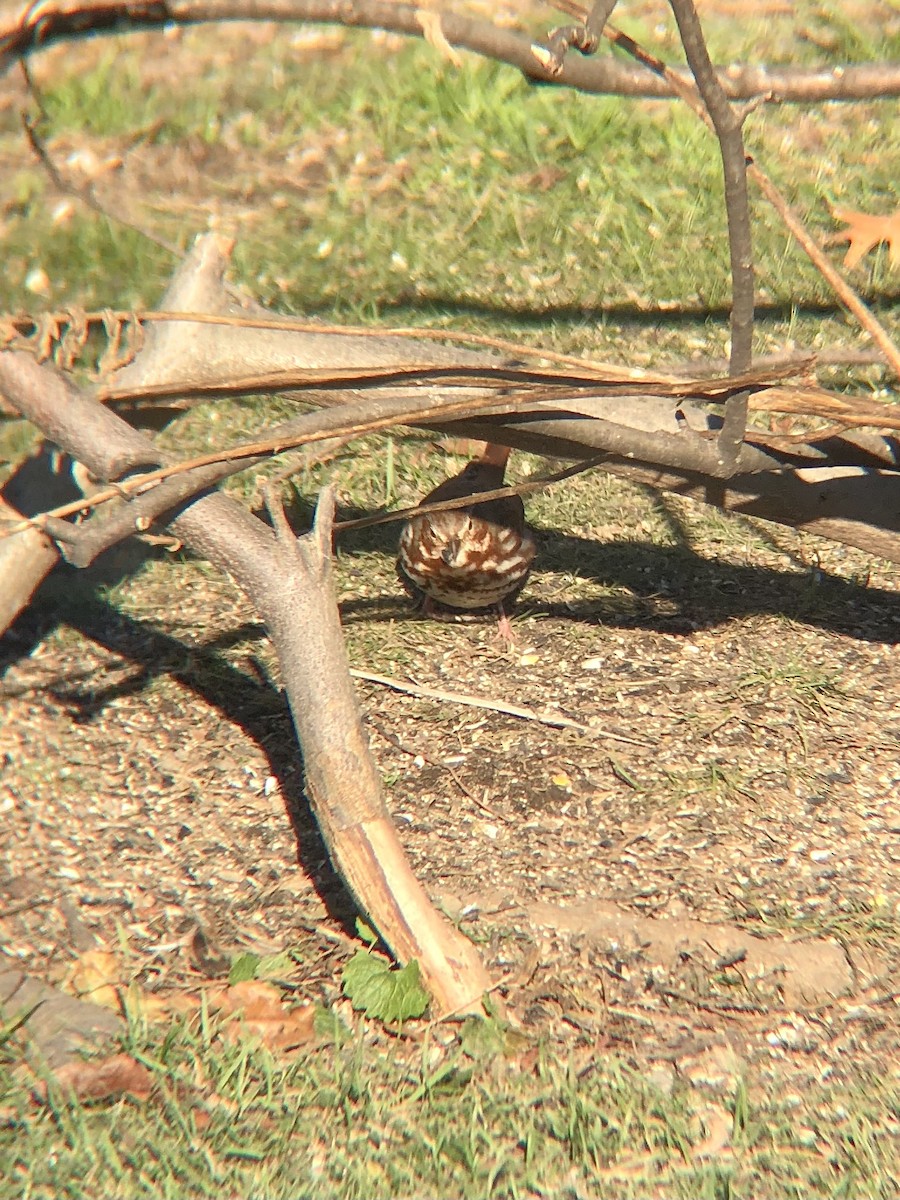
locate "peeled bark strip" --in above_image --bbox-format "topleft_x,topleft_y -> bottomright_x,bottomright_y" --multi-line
0,349 -> 493,1015
4,236 -> 896,574
100,238 -> 900,562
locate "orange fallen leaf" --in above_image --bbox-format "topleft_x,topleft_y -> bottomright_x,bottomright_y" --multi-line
206,980 -> 285,1018
43,1053 -> 153,1103
692,1104 -> 733,1159
206,981 -> 315,1052
64,951 -> 170,1023
64,950 -> 121,1011
830,206 -> 900,269
122,983 -> 171,1024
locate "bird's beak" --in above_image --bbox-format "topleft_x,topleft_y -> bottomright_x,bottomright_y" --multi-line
441,538 -> 461,566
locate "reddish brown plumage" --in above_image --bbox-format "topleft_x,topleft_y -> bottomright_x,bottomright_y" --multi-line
397,451 -> 535,623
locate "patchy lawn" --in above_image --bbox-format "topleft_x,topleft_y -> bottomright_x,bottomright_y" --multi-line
2,2 -> 899,1195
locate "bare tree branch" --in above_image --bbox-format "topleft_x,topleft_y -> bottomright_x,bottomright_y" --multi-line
5,349 -> 897,565
0,347 -> 496,1016
668,0 -> 753,475
583,7 -> 900,382
0,493 -> 59,633
2,0 -> 900,102
541,0 -> 759,475
7,235 -> 896,621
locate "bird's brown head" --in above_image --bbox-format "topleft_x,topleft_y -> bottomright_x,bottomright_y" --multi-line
420,510 -> 477,569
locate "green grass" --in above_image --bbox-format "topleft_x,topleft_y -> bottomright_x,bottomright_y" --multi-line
37,50 -> 205,138
2,13 -> 897,347
2,8 -> 900,1198
3,1011 -> 899,1199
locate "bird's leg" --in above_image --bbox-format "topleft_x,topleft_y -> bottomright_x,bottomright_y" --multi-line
495,602 -> 517,645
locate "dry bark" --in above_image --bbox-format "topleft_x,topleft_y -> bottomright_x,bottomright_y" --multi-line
5,238 -> 897,590
0,494 -> 59,634
2,0 -> 900,102
0,348 -> 495,1017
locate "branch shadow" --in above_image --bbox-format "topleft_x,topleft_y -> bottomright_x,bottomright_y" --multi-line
305,474 -> 900,642
334,525 -> 900,644
1,584 -> 359,933
320,290 -> 900,333
2,474 -> 896,937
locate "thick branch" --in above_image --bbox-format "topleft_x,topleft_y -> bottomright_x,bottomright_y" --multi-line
0,494 -> 59,633
2,0 -> 899,102
0,440 -> 110,636
0,348 -> 494,1016
8,236 -> 894,577
598,458 -> 900,565
431,414 -> 900,558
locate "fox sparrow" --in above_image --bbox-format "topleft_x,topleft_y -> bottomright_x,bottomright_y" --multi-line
397,445 -> 535,634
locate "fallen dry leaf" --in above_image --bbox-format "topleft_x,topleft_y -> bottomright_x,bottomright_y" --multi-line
63,951 -> 171,1024
205,981 -> 315,1051
64,949 -> 121,1011
692,1104 -> 734,1160
42,1052 -> 153,1103
121,982 -> 171,1024
830,206 -> 900,269
206,979 -> 285,1017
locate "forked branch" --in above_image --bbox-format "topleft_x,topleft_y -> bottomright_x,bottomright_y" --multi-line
0,348 -> 495,1016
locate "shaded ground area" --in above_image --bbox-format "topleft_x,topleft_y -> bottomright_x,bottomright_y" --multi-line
1,4 -> 899,1187
3,457 -> 898,1114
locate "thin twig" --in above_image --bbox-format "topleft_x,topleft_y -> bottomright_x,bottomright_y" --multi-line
350,668 -> 651,746
21,99 -> 181,260
98,360 -> 763,406
652,982 -> 769,1016
4,355 -> 810,545
747,167 -> 900,379
0,385 -> 537,540
668,0 -> 754,473
9,305 -> 867,388
0,895 -> 56,919
578,5 -> 900,381
256,437 -> 356,493
334,457 -> 607,533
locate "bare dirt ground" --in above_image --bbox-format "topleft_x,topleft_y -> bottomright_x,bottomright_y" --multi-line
3,466 -> 899,1107
1,2 -> 899,1152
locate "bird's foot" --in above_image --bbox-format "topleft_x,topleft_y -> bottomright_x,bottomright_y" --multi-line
495,605 -> 517,646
